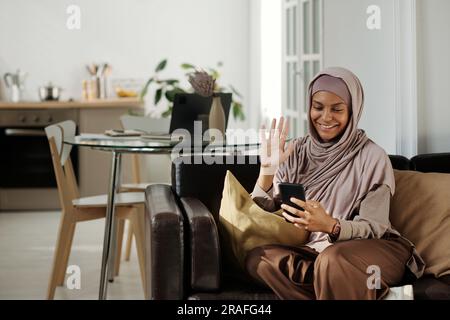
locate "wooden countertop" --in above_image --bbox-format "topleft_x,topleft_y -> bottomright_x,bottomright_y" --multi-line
0,98 -> 144,110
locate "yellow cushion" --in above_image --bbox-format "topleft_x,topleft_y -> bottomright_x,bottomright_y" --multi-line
219,171 -> 309,270
391,170 -> 450,277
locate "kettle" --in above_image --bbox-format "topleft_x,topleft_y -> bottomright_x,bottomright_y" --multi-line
3,69 -> 27,102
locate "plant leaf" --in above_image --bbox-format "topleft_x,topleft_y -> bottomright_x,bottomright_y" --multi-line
215,85 -> 225,92
181,63 -> 196,70
128,109 -> 141,116
139,77 -> 154,101
154,88 -> 163,105
162,106 -> 173,118
232,102 -> 238,119
174,86 -> 187,94
208,68 -> 220,80
165,87 -> 186,102
164,79 -> 179,85
155,59 -> 167,72
232,102 -> 245,121
165,90 -> 176,102
229,85 -> 243,98
239,110 -> 245,121
237,109 -> 245,121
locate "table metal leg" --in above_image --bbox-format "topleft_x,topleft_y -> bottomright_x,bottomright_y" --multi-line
107,154 -> 122,283
99,151 -> 121,300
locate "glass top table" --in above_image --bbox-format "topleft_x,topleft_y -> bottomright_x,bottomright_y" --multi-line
63,133 -> 260,299
65,133 -> 260,153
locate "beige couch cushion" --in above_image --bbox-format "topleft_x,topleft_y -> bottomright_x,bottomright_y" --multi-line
219,171 -> 309,270
391,170 -> 450,277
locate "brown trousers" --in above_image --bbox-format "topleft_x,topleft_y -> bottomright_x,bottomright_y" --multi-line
245,234 -> 413,300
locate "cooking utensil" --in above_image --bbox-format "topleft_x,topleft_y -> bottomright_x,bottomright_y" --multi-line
103,64 -> 112,77
86,65 -> 95,76
4,69 -> 27,87
86,63 -> 100,76
4,73 -> 15,87
38,82 -> 63,101
3,70 -> 27,102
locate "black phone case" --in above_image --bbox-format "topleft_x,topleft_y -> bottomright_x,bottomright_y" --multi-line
278,183 -> 306,220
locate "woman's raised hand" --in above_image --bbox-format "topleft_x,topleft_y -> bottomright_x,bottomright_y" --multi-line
259,117 -> 294,175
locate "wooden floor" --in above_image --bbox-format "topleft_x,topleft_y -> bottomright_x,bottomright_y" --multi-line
0,210 -> 144,300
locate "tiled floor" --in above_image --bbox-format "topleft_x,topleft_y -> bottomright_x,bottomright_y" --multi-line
0,211 -> 144,300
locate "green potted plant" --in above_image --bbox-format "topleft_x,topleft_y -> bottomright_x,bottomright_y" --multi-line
139,59 -> 245,121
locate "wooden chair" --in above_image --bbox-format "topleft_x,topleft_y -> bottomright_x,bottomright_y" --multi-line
119,115 -> 171,261
45,120 -> 146,299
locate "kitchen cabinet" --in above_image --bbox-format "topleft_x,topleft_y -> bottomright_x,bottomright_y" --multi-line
0,98 -> 144,210
78,107 -> 138,197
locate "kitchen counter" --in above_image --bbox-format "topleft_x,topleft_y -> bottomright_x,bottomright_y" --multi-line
0,97 -> 145,211
0,97 -> 144,110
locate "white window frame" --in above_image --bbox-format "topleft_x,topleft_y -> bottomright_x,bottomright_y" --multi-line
282,0 -> 323,137
394,0 -> 418,158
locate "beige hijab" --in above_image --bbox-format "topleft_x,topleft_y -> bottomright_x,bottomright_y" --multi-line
275,67 -> 395,230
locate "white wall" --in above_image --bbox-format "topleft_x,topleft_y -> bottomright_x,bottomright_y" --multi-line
0,0 -> 251,129
260,0 -> 282,123
248,0 -> 283,131
249,0 -> 262,131
323,0 -> 397,154
417,0 -> 450,154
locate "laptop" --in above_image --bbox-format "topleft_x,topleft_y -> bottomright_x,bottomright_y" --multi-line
141,93 -> 232,140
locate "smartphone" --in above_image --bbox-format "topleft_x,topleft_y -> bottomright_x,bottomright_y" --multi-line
278,183 -> 306,220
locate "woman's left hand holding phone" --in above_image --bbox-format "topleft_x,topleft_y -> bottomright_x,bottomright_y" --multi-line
281,198 -> 337,233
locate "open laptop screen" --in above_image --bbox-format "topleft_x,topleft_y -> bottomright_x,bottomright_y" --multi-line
169,93 -> 232,135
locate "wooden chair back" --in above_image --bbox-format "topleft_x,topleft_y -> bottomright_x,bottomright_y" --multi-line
45,121 -> 80,211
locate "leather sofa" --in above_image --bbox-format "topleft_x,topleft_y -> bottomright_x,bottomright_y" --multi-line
144,153 -> 450,300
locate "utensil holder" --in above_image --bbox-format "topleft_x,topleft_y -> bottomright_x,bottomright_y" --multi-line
99,76 -> 108,99
92,76 -> 104,99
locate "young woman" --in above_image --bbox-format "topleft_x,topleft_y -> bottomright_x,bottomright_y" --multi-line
248,67 -> 424,300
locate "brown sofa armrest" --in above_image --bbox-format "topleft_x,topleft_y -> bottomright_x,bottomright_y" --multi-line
145,184 -> 185,300
181,197 -> 221,291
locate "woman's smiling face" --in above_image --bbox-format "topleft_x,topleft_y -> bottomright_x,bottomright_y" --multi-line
310,91 -> 350,142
